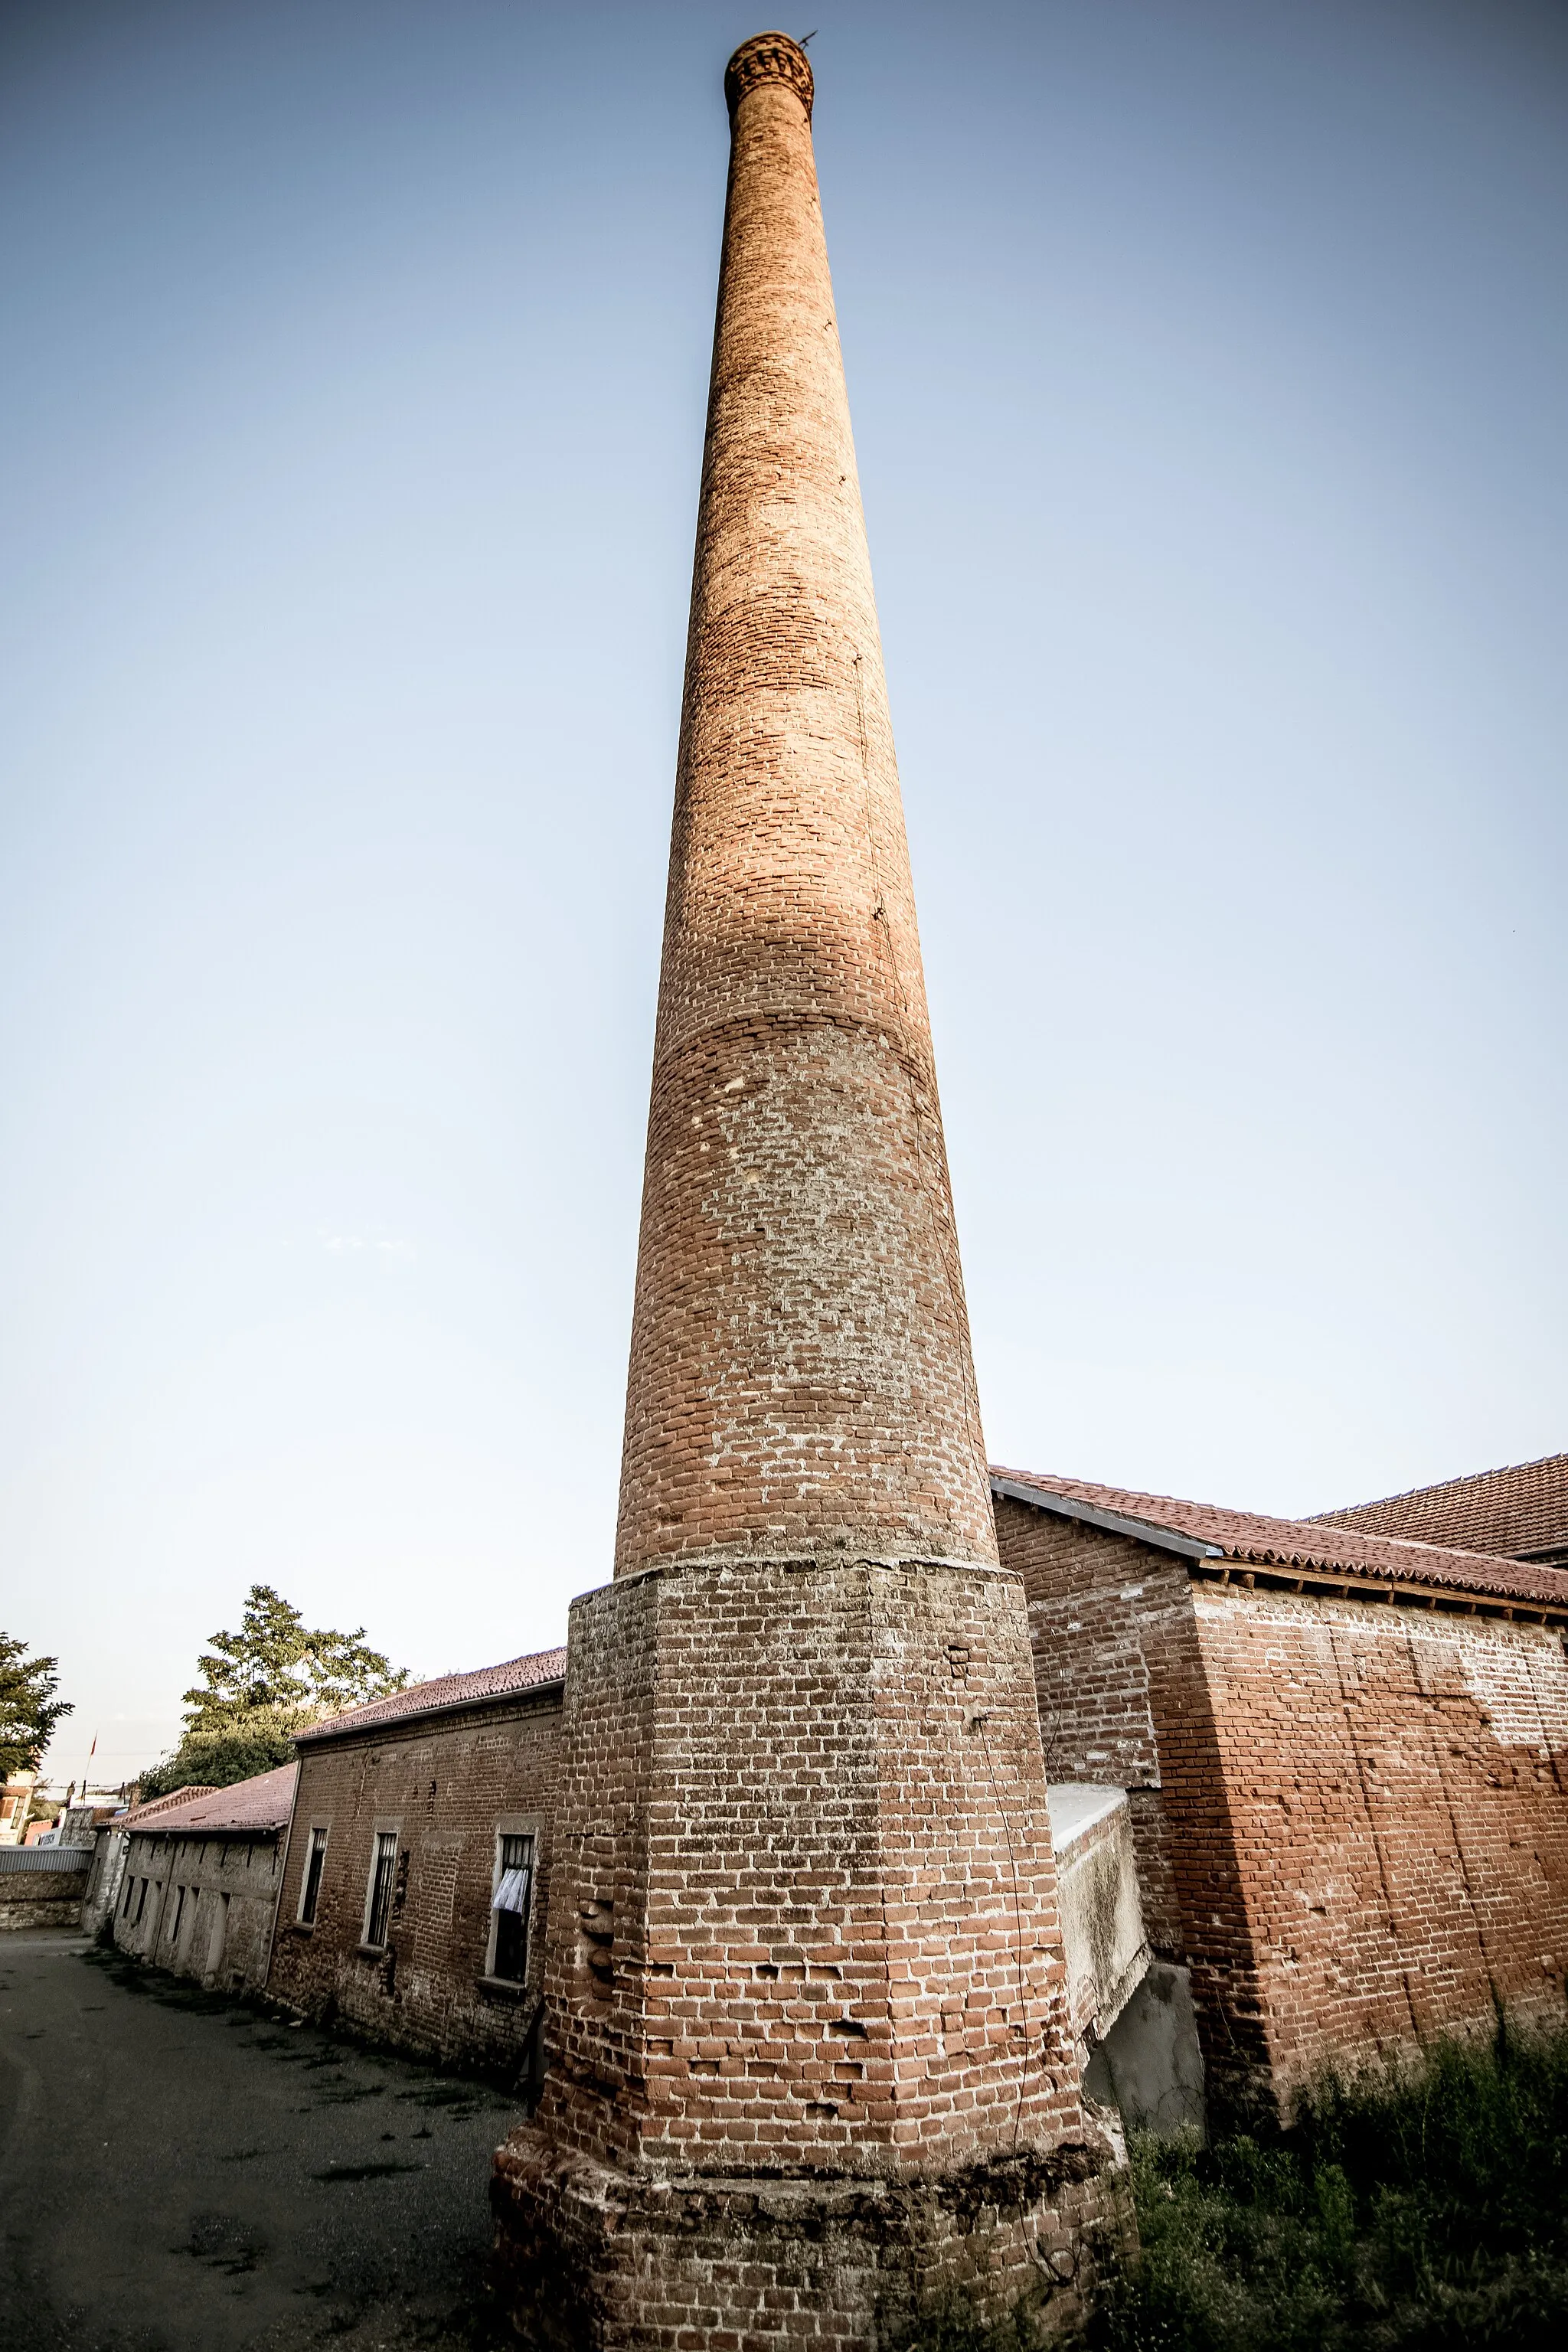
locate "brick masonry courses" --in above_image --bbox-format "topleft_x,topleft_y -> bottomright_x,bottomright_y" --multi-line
267,1687 -> 561,2082
490,33 -> 1123,2347
995,1494 -> 1568,2119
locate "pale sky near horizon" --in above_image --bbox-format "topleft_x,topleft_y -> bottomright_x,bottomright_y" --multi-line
3,0 -> 1564,1787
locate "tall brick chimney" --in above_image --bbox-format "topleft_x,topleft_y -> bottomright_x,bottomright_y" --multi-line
492,35 -> 1122,2344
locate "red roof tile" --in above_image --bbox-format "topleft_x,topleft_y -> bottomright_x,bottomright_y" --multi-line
991,1466 -> 1568,1613
1311,1453 -> 1568,1566
296,1646 -> 568,1744
119,1763 -> 298,1838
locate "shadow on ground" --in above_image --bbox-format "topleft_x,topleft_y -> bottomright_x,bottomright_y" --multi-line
0,1929 -> 521,2350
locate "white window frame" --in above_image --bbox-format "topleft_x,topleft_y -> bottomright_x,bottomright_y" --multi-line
484,1818 -> 540,1984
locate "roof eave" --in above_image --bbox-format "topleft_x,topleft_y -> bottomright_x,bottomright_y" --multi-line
990,1475 -> 1226,1563
991,1475 -> 1568,1623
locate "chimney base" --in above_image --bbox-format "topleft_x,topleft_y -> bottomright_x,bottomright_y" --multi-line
490,2126 -> 1128,2348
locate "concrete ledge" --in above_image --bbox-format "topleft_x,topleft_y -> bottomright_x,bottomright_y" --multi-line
1047,1785 -> 1150,2049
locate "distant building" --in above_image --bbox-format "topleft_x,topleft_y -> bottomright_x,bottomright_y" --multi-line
80,1784 -> 217,1936
103,1766 -> 296,1992
266,1648 -> 565,2091
0,1772 -> 36,1847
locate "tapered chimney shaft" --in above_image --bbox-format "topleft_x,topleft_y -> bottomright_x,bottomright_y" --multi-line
616,30 -> 995,1578
491,41 -> 1118,2344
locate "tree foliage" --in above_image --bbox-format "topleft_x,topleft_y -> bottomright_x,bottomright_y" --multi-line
181,1584 -> 408,1732
136,1718 -> 300,1799
0,1633 -> 72,1779
139,1585 -> 409,1798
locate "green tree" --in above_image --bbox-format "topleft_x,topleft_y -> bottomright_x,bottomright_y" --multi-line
0,1634 -> 72,1779
140,1586 -> 409,1797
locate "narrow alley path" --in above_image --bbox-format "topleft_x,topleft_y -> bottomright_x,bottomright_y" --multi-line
0,1929 -> 520,2350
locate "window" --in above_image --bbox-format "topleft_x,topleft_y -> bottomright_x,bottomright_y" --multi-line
135,1878 -> 149,1924
299,1827 -> 328,1925
171,1886 -> 185,1949
489,1831 -> 535,1984
121,1873 -> 135,1917
364,1831 -> 398,1949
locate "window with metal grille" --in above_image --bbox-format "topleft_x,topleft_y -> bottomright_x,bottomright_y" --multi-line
300,1826 -> 328,1924
365,1831 -> 398,1949
490,1831 -> 534,1983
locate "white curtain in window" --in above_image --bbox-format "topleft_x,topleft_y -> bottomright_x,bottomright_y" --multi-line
493,1865 -> 531,1915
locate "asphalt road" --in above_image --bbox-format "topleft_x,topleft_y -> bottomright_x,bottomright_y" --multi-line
0,1929 -> 524,2351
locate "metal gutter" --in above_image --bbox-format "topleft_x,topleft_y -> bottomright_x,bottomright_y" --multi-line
990,1475 -> 1226,1563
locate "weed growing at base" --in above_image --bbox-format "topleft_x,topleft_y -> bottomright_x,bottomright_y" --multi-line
1088,2018 -> 1568,2350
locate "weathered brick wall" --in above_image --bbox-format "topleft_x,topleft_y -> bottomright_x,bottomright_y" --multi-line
1192,1581 -> 1568,2104
493,2137 -> 1125,2352
111,1831 -> 280,1991
534,1553 -> 1089,2175
995,1497 -> 1187,1962
267,1690 -> 560,2082
998,1495 -> 1568,2114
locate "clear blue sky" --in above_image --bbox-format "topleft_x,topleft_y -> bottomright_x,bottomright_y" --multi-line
4,0 -> 1564,1785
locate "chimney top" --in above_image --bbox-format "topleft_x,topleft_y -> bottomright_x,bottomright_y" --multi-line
724,31 -> 814,122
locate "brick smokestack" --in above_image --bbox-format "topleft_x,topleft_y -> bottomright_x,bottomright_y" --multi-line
616,29 -> 995,1581
492,37 -> 1122,2344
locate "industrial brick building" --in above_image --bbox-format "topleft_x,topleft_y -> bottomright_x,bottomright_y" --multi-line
992,1468 -> 1568,2119
266,1647 -> 565,2086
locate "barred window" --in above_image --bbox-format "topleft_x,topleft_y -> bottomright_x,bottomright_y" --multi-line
365,1832 -> 398,1949
300,1827 -> 328,1925
490,1831 -> 534,1984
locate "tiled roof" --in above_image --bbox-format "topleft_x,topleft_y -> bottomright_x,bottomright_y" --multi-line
296,1646 -> 569,1744
1311,1453 -> 1568,1566
119,1763 -> 298,1838
116,1785 -> 218,1824
991,1466 -> 1568,1614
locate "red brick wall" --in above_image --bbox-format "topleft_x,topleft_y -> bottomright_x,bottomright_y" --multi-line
1192,1581 -> 1568,2104
267,1690 -> 560,2079
996,1495 -> 1568,2115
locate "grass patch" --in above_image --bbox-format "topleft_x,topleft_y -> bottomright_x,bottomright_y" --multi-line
1086,2018 -> 1568,2350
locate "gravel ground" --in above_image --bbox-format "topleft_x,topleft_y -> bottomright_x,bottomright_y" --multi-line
0,1929 -> 524,2351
